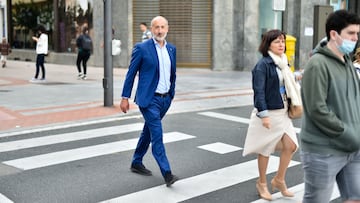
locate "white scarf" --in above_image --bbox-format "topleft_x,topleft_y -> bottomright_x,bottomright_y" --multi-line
268,51 -> 302,106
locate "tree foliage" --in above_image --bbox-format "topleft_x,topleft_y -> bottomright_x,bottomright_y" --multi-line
12,0 -> 39,33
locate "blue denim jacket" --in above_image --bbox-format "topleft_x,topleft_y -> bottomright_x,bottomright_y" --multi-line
252,56 -> 284,117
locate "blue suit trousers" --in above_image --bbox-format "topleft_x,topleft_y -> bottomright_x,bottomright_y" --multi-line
132,95 -> 172,177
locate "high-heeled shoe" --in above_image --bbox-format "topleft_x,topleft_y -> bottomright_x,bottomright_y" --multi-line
256,180 -> 272,201
271,177 -> 294,197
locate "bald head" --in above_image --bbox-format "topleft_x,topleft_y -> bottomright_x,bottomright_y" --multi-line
151,16 -> 168,27
150,16 -> 169,44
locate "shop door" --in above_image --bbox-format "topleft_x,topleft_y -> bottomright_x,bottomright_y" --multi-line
133,0 -> 212,68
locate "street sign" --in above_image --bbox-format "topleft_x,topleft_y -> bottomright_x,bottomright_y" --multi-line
272,0 -> 286,11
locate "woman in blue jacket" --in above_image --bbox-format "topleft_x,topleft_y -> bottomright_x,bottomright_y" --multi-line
243,29 -> 298,201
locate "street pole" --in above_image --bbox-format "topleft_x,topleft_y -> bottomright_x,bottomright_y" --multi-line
103,0 -> 113,107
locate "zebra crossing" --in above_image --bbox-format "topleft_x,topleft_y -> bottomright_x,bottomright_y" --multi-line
100,157 -> 300,203
3,132 -> 195,170
0,109 -> 340,202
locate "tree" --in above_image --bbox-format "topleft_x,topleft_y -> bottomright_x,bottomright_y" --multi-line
12,0 -> 39,32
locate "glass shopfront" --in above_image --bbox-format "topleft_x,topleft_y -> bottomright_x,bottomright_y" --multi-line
258,0 -> 283,39
330,0 -> 348,10
11,0 -> 53,49
10,0 -> 93,52
57,0 -> 93,52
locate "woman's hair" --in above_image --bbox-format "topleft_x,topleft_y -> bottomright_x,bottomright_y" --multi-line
37,25 -> 46,33
258,29 -> 286,57
355,48 -> 360,60
82,26 -> 89,34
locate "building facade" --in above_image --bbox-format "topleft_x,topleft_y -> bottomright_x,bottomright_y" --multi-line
0,0 -> 7,40
6,0 -> 360,71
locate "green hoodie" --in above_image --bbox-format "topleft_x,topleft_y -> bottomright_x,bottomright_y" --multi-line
300,46 -> 360,155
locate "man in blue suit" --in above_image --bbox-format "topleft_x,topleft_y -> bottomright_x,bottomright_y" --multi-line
120,16 -> 178,187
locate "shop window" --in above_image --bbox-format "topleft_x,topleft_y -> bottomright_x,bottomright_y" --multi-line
58,0 -> 93,53
11,0 -> 93,52
11,0 -> 53,49
330,0 -> 348,10
259,0 -> 283,39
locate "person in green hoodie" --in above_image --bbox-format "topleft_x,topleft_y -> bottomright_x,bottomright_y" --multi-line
300,10 -> 360,203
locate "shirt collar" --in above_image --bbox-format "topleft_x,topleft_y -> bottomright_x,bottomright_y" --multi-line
153,38 -> 167,47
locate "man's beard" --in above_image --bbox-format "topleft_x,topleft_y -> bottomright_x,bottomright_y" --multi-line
154,33 -> 167,42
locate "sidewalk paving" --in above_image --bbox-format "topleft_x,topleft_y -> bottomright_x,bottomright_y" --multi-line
0,60 -> 253,133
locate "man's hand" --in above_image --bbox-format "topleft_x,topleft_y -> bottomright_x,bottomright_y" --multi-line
261,117 -> 271,129
120,98 -> 129,113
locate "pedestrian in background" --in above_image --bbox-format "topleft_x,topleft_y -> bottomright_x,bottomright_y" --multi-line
0,38 -> 11,68
111,28 -> 121,56
120,16 -> 178,187
243,29 -> 299,201
76,26 -> 92,80
30,25 -> 48,82
100,27 -> 121,56
300,10 -> 360,203
310,37 -> 327,57
139,22 -> 152,42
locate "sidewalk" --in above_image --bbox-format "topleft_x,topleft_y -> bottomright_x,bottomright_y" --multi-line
0,60 -> 253,133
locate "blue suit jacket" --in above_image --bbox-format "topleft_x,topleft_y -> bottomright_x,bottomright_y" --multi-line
121,39 -> 176,108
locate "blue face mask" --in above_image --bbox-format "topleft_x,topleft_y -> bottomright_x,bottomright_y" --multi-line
336,34 -> 357,54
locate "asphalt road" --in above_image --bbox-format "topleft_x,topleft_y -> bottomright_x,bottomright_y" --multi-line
0,106 -> 341,203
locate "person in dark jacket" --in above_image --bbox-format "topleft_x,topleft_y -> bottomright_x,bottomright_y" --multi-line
76,26 -> 92,80
243,30 -> 298,201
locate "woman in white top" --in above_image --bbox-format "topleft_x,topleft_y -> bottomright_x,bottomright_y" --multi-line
30,25 -> 48,82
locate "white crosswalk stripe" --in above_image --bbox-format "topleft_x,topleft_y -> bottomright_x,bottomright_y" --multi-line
198,111 -> 301,133
0,123 -> 144,152
0,115 -> 143,138
198,111 -> 251,123
197,142 -> 242,154
3,132 -> 195,170
100,156 -> 300,203
0,193 -> 14,203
